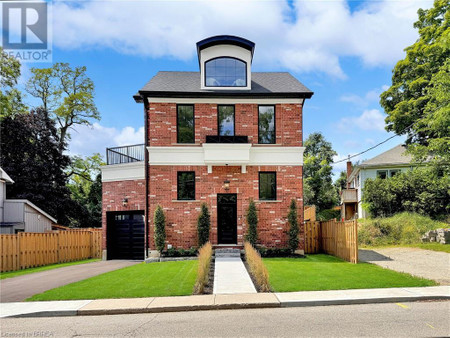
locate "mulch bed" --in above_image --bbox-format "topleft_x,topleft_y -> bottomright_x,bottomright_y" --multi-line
202,258 -> 215,294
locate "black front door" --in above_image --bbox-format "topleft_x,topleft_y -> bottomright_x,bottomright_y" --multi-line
217,194 -> 237,244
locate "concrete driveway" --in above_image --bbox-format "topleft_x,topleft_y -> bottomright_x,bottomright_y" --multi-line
0,260 -> 139,302
359,247 -> 450,285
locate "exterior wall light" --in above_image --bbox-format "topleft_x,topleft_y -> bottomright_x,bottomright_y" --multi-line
223,179 -> 230,191
122,198 -> 128,207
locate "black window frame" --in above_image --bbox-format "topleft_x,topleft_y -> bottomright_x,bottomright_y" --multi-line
177,171 -> 196,200
217,104 -> 235,137
259,172 -> 277,201
204,57 -> 248,88
176,104 -> 195,144
377,170 -> 388,179
258,105 -> 276,144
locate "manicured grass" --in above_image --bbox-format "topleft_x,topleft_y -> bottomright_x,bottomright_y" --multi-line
361,243 -> 450,254
0,259 -> 100,280
263,254 -> 437,292
27,260 -> 198,301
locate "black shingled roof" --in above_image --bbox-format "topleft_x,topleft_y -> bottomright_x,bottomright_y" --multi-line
134,71 -> 313,102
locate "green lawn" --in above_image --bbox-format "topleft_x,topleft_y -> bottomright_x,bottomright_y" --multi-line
27,260 -> 198,301
263,254 -> 437,292
361,243 -> 450,254
0,259 -> 100,280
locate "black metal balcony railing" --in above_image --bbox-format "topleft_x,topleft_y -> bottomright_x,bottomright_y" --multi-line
205,135 -> 248,143
106,144 -> 145,165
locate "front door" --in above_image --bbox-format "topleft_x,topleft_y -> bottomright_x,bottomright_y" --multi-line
217,194 -> 237,244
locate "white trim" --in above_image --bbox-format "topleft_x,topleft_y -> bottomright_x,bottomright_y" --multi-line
101,162 -> 145,182
5,199 -> 57,223
0,167 -> 14,184
147,145 -> 304,167
148,97 -> 304,104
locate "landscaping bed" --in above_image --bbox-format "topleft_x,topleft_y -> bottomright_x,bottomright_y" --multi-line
27,260 -> 198,301
263,254 -> 437,292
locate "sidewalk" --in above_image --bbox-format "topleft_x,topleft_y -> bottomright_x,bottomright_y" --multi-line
1,286 -> 448,318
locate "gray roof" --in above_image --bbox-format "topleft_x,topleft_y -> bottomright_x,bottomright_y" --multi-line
360,145 -> 413,167
136,71 -> 313,99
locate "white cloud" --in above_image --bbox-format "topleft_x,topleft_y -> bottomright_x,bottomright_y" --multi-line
48,0 -> 431,78
338,109 -> 386,132
340,85 -> 389,108
68,123 -> 144,157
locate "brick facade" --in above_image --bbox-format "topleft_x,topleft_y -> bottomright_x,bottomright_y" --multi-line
146,102 -> 304,251
101,180 -> 146,250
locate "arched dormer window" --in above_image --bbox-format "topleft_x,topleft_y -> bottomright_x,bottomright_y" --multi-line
205,57 -> 247,87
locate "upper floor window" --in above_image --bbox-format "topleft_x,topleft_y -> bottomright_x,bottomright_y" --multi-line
258,105 -> 275,144
205,57 -> 247,87
218,105 -> 235,136
177,105 -> 194,143
377,170 -> 388,179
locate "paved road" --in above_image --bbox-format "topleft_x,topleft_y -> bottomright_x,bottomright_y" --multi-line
359,247 -> 450,285
0,260 -> 139,302
1,301 -> 448,337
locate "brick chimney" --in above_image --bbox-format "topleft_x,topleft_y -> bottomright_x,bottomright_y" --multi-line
346,156 -> 352,188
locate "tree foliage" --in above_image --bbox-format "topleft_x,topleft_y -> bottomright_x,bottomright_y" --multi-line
362,168 -> 449,219
380,0 -> 450,165
26,63 -> 99,151
154,205 -> 166,253
0,48 -> 27,118
303,132 -> 338,210
197,203 -> 211,247
0,109 -> 75,225
287,199 -> 299,253
245,199 -> 258,246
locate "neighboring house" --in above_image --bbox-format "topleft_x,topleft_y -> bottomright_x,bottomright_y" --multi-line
0,167 -> 57,234
341,144 -> 417,220
101,35 -> 313,260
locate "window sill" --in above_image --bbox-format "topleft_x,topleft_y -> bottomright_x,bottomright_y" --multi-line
172,200 -> 201,203
256,200 -> 282,203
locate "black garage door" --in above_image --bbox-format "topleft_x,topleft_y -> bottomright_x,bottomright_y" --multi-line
107,211 -> 145,260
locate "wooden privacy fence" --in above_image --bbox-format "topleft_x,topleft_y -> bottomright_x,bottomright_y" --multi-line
0,230 -> 102,272
304,219 -> 358,263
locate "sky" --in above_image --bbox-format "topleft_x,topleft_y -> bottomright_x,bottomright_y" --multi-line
5,0 -> 434,177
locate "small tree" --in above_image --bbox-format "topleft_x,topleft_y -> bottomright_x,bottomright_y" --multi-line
197,203 -> 211,247
245,199 -> 258,246
288,199 -> 299,253
154,205 -> 166,253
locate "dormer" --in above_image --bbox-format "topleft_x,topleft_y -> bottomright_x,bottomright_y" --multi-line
197,35 -> 255,90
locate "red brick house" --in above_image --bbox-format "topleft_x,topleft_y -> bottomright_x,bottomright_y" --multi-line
101,36 -> 313,260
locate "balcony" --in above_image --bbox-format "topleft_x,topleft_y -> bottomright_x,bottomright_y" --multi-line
106,144 -> 145,165
340,189 -> 358,203
205,135 -> 248,143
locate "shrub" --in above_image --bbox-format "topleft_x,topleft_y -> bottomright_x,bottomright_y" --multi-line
358,212 -> 448,246
194,242 -> 212,294
245,199 -> 258,246
197,203 -> 211,247
244,242 -> 270,292
163,247 -> 198,257
154,205 -> 166,253
287,199 -> 299,253
317,208 -> 341,221
363,168 -> 449,219
257,247 -> 292,257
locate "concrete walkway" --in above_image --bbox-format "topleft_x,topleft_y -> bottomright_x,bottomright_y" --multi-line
359,247 -> 450,285
1,286 -> 448,318
0,260 -> 139,302
213,257 -> 257,294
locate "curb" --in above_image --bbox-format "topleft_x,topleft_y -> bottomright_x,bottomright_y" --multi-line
3,291 -> 449,318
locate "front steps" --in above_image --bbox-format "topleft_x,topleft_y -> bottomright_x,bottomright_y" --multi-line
214,248 -> 241,258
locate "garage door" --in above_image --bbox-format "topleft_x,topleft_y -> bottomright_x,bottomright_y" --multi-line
107,211 -> 145,260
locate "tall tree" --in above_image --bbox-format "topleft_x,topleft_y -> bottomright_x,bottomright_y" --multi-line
380,0 -> 449,165
303,132 -> 338,211
0,109 -> 75,225
0,48 -> 27,118
26,63 -> 99,152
